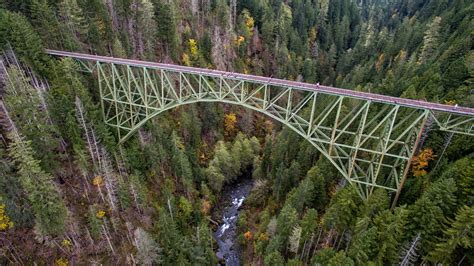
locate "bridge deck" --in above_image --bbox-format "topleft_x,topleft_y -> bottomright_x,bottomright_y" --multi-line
46,49 -> 474,116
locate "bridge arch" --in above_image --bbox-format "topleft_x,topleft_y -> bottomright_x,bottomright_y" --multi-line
121,98 -> 348,180
45,50 -> 474,200
94,61 -> 430,199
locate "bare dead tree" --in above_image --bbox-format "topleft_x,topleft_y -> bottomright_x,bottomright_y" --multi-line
75,97 -> 99,168
399,233 -> 421,266
100,146 -> 118,212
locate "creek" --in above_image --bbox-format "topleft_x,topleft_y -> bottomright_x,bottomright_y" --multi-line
213,178 -> 253,266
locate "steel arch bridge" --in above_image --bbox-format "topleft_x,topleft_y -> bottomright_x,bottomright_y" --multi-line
47,50 -> 474,200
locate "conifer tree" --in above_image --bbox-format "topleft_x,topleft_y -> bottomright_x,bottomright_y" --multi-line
418,16 -> 442,64
170,131 -> 194,193
2,102 -> 67,236
440,157 -> 473,206
428,205 -> 474,264
3,65 -> 61,171
58,0 -> 88,43
133,227 -> 162,265
323,186 -> 362,232
264,251 -> 285,266
374,207 -> 408,264
408,196 -> 444,253
134,0 -> 157,59
0,10 -> 52,76
30,0 -> 63,49
154,1 -> 179,60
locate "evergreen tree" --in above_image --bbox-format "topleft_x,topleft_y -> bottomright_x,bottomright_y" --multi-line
374,207 -> 408,264
30,0 -> 64,49
264,251 -> 285,265
312,248 -> 337,265
266,204 -> 298,254
418,16 -> 442,64
133,227 -> 162,265
153,1 -> 179,60
440,157 -> 473,206
170,131 -> 194,193
58,0 -> 88,44
6,131 -> 67,236
428,205 -> 473,264
408,196 -> 445,253
323,186 -> 362,232
327,251 -> 355,266
300,208 -> 318,244
0,10 -> 52,76
3,65 -> 62,171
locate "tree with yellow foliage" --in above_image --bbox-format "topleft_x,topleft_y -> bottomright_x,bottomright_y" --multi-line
235,35 -> 245,46
224,112 -> 238,139
188,39 -> 198,56
0,203 -> 14,230
183,38 -> 205,67
411,148 -> 436,177
55,258 -> 69,266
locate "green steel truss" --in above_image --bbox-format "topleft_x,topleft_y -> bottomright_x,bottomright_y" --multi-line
68,59 -> 473,199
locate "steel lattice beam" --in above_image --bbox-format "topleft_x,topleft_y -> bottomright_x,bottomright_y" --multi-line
46,50 -> 474,199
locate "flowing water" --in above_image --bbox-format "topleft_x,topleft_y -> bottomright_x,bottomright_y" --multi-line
214,178 -> 253,266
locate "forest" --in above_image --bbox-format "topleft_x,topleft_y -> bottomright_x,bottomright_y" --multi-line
0,0 -> 473,265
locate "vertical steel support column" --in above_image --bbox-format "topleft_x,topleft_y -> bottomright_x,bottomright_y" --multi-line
307,92 -> 318,136
391,110 -> 430,208
97,62 -> 106,123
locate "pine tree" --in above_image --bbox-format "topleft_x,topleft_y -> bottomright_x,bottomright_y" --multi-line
0,10 -> 52,76
264,251 -> 285,265
285,174 -> 314,213
348,222 -> 378,263
323,186 -> 362,232
171,131 -> 194,193
418,16 -> 442,64
374,207 -> 408,264
260,135 -> 273,179
428,205 -> 474,264
406,193 -> 446,254
440,157 -> 473,206
327,251 -> 355,266
361,188 -> 389,219
58,0 -> 88,43
312,248 -> 337,265
3,65 -> 61,171
30,0 -> 63,49
300,208 -> 318,243
2,105 -> 67,236
266,204 -> 298,254
305,166 -> 327,210
133,0 -> 157,59
133,227 -> 162,265
154,1 -> 179,60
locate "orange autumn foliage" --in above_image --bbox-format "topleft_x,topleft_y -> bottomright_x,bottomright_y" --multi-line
201,199 -> 211,215
244,231 -> 253,241
411,148 -> 436,177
